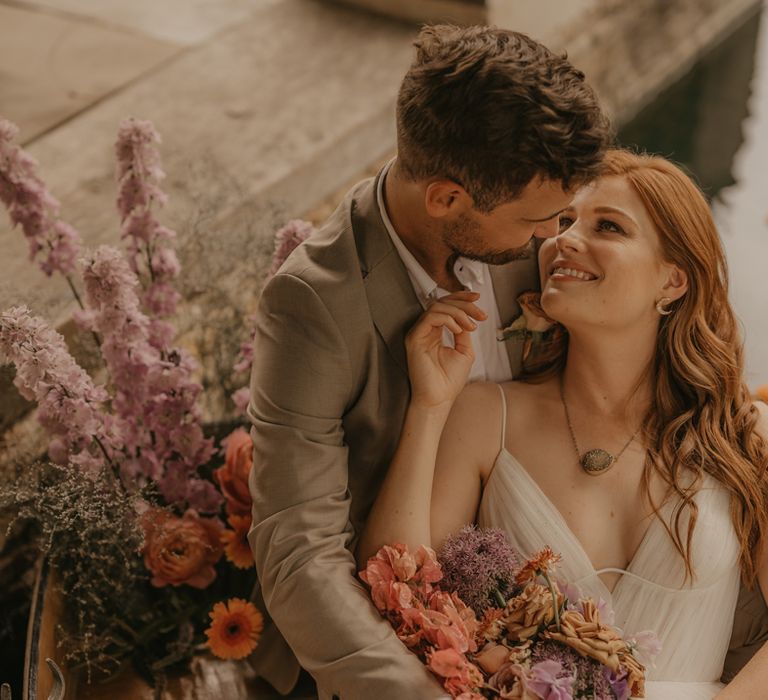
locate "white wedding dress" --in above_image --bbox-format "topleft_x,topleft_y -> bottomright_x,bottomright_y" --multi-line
477,386 -> 741,699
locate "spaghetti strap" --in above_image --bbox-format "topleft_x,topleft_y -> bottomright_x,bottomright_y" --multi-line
496,384 -> 507,452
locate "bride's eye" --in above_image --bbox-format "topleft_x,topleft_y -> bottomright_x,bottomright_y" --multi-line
597,218 -> 624,234
558,215 -> 574,232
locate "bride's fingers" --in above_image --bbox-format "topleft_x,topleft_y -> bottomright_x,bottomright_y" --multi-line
453,322 -> 474,357
427,295 -> 487,322
409,311 -> 465,339
423,302 -> 480,331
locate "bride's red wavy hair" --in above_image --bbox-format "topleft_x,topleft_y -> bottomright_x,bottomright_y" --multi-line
530,149 -> 768,584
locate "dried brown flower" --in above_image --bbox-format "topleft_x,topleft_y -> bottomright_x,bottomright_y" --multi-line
543,599 -> 645,690
502,582 -> 563,642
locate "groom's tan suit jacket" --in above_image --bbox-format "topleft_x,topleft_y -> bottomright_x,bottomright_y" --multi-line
247,171 -> 767,698
246,171 -> 538,699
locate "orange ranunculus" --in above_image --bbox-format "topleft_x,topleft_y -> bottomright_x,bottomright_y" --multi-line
205,598 -> 264,659
221,514 -> 254,569
141,508 -> 224,588
214,428 -> 253,516
756,384 -> 768,403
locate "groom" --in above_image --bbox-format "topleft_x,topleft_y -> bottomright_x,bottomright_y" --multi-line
246,25 -> 609,698
246,23 -> 765,699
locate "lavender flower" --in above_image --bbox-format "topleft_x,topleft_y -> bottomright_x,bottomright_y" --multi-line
603,667 -> 631,700
0,306 -> 116,471
527,659 -> 575,700
438,525 -> 521,615
531,640 -> 618,699
0,117 -> 82,277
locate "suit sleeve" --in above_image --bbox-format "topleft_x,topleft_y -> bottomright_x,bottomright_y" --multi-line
247,272 -> 448,699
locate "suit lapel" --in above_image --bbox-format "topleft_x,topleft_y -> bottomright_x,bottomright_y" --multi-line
352,172 -> 422,377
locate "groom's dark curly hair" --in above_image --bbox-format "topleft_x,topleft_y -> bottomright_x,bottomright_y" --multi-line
396,25 -> 613,211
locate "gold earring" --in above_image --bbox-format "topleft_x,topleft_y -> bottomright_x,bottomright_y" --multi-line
656,297 -> 673,316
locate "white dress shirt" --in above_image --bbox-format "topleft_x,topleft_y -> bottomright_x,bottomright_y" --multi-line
377,159 -> 512,383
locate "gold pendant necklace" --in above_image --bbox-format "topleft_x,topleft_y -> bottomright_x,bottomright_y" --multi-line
559,378 -> 640,476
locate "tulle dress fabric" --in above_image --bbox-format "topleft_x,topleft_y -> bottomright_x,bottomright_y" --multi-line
477,386 -> 741,700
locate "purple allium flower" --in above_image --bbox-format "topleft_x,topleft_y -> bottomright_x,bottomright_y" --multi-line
438,525 -> 521,615
0,306 -> 117,471
528,659 -> 574,700
0,117 -> 82,277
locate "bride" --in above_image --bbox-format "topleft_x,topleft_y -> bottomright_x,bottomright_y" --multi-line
357,149 -> 768,699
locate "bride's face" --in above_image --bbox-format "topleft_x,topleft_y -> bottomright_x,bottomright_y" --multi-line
538,174 -> 682,331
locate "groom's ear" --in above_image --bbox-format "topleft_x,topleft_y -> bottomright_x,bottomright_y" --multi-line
424,179 -> 473,218
660,264 -> 688,302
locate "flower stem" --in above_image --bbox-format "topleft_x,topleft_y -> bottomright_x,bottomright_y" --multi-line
491,588 -> 506,609
542,570 -> 561,631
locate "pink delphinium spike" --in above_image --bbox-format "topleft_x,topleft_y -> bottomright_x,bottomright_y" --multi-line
265,219 -> 316,281
0,306 -> 117,471
115,117 -> 181,343
80,246 -> 219,510
0,117 -> 82,278
229,219 -> 317,410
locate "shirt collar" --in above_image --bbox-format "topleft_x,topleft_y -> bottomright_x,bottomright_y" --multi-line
377,158 -> 485,301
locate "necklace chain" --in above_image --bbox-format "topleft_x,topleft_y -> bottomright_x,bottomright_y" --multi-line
559,378 -> 641,475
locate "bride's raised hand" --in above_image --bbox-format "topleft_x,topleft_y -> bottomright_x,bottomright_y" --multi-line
405,291 -> 485,410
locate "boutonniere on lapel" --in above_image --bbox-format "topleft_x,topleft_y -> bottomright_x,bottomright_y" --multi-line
496,291 -> 560,362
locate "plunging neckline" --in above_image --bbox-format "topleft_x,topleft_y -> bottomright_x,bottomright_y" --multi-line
488,446 -> 662,596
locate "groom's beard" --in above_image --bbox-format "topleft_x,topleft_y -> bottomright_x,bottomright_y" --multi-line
443,214 -> 534,266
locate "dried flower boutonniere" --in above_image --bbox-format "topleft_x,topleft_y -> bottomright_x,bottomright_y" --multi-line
496,291 -> 560,362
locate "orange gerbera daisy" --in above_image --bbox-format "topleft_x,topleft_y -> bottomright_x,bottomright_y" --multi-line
221,514 -> 254,569
514,546 -> 562,586
205,598 -> 264,659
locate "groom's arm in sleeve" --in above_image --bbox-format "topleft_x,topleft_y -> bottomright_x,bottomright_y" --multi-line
247,271 -> 447,700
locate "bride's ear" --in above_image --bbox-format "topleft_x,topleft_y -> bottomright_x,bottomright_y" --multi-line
660,264 -> 688,302
424,179 -> 472,218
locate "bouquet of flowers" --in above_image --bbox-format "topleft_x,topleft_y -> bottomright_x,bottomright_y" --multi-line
0,116 -> 314,685
359,526 -> 660,699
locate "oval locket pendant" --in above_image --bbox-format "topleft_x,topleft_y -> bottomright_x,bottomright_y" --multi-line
580,449 -> 615,475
